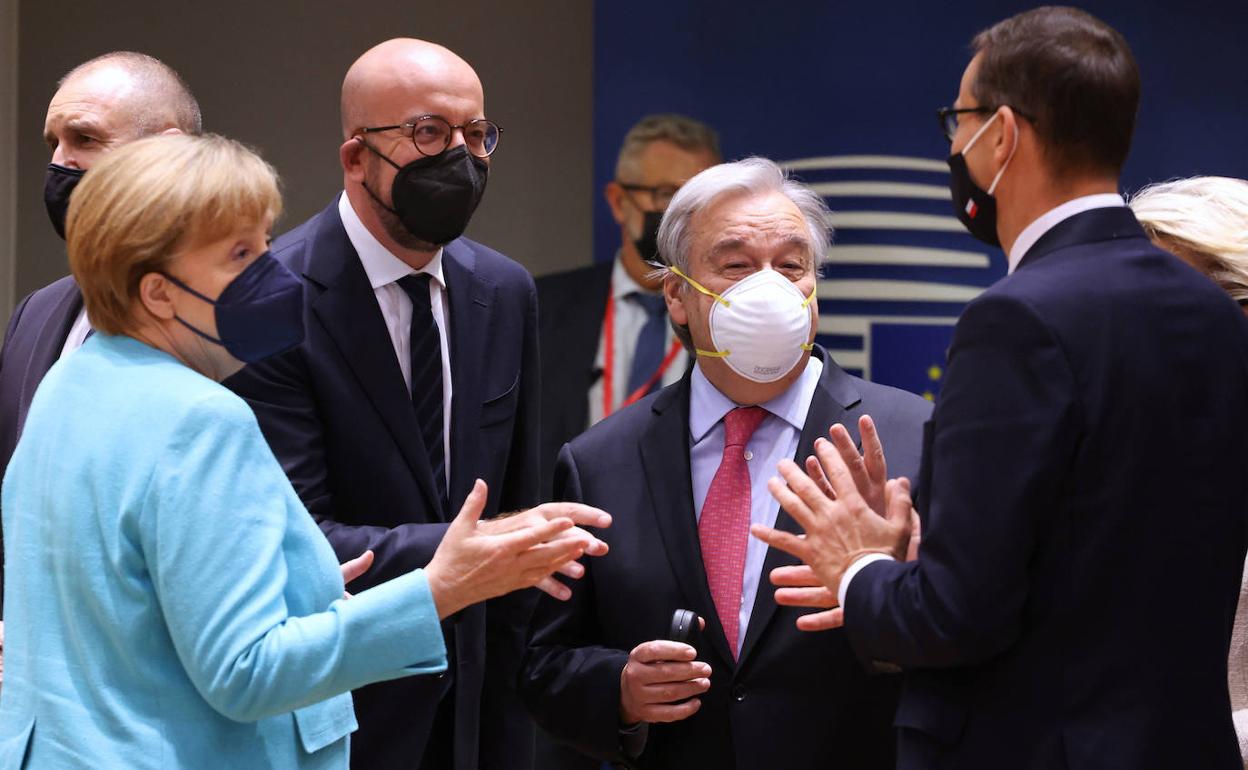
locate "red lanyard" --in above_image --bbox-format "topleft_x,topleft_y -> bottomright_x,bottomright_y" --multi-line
602,284 -> 683,418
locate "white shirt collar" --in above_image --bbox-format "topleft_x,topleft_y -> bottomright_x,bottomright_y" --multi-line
689,355 -> 824,442
1007,193 -> 1126,273
338,192 -> 445,289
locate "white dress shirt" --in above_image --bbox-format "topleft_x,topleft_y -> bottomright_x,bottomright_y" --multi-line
690,355 -> 822,653
1006,193 -> 1126,273
338,192 -> 453,486
58,307 -> 92,358
587,256 -> 688,425
838,192 -> 1127,612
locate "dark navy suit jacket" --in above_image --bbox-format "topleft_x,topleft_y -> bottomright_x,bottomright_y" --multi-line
226,199 -> 541,770
0,275 -> 83,613
845,207 -> 1248,769
520,347 -> 932,769
535,261 -> 612,500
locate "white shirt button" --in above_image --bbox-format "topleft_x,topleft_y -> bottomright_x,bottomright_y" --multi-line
743,449 -> 754,461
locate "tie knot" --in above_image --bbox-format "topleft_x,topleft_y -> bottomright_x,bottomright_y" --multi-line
629,291 -> 667,318
723,406 -> 767,448
396,273 -> 433,305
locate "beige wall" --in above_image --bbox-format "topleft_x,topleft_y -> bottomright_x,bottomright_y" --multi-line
7,0 -> 593,324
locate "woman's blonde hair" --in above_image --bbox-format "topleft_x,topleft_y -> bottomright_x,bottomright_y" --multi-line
1129,176 -> 1248,303
66,133 -> 282,335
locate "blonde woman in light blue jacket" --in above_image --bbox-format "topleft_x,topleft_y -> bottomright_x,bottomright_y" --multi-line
0,134 -> 608,769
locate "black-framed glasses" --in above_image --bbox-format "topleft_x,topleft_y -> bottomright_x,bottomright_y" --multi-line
358,115 -> 503,158
937,105 -> 1037,143
618,182 -> 681,209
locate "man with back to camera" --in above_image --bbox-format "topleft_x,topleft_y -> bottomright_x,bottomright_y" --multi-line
520,157 -> 932,769
0,51 -> 201,686
752,7 -> 1248,769
225,38 -> 610,770
537,114 -> 720,497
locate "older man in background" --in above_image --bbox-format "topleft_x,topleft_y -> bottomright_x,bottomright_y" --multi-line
536,114 -> 720,497
0,51 -> 201,687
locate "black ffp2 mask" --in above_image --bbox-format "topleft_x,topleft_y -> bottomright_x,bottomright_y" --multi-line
361,142 -> 489,245
45,164 -> 86,240
634,210 -> 664,263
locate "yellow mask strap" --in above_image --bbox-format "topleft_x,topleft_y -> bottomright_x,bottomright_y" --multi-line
694,347 -> 730,359
669,265 -> 730,308
800,287 -> 816,350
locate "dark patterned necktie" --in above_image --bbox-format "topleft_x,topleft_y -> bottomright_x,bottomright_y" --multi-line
396,274 -> 448,510
627,291 -> 668,396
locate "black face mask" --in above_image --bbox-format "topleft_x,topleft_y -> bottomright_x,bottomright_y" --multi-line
947,153 -> 1001,247
361,142 -> 488,245
634,210 -> 664,263
45,164 -> 86,240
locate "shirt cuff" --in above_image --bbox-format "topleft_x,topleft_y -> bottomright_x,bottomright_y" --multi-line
838,553 -> 895,610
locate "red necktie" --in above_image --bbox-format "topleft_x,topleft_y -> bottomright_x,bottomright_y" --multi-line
699,405 -> 768,659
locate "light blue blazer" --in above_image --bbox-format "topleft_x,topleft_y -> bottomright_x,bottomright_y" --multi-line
0,334 -> 447,769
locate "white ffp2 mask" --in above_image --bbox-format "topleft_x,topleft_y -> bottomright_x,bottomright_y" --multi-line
672,266 -> 815,383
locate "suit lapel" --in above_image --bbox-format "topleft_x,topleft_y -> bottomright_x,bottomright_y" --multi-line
303,204 -> 446,520
737,349 -> 863,667
566,263 -> 612,432
443,241 -> 495,509
638,378 -> 736,667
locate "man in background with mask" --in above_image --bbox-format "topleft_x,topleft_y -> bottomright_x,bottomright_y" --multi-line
536,114 -> 719,497
0,51 -> 200,687
226,39 -> 611,770
752,8 -> 1248,769
520,158 -> 930,769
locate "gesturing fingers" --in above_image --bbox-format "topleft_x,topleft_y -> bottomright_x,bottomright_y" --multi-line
859,415 -> 888,486
339,549 -> 375,587
812,434 -> 866,506
775,586 -> 837,608
530,502 -> 612,529
795,608 -> 844,632
805,455 -> 836,499
769,563 -> 822,588
535,575 -> 572,601
827,424 -> 871,500
751,521 -> 810,564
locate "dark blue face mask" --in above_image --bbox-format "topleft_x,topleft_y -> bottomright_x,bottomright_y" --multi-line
162,252 -> 305,363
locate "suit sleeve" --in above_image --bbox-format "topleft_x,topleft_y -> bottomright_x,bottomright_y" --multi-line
479,275 -> 542,770
144,391 -> 447,723
226,345 -> 449,589
519,443 -> 631,762
845,293 -> 1080,668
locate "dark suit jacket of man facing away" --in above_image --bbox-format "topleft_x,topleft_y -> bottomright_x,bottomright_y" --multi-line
0,276 -> 84,613
845,207 -> 1248,770
535,260 -> 612,499
521,346 -> 932,769
225,199 -> 540,770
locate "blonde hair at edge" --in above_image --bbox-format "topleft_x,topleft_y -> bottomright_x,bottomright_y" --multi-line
1129,176 -> 1248,303
66,133 -> 282,336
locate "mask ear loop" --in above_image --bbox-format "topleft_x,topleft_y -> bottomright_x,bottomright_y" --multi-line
667,265 -> 731,358
986,118 -> 1020,196
800,286 -> 816,351
354,136 -> 405,216
668,265 -> 730,308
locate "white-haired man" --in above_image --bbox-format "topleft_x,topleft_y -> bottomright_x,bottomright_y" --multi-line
520,157 -> 931,769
